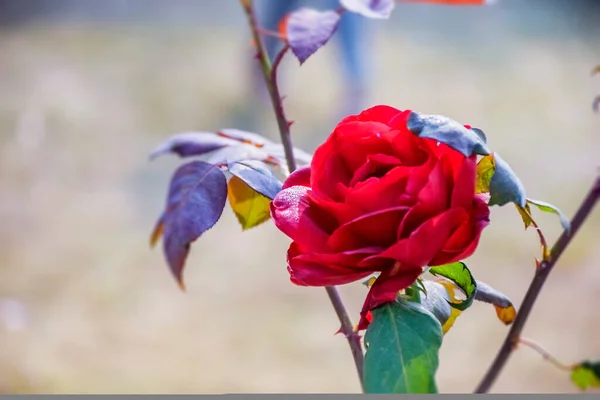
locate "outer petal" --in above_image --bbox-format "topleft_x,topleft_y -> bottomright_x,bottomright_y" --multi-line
283,165 -> 311,189
338,105 -> 403,126
270,186 -> 330,251
429,196 -> 490,265
450,154 -> 477,208
357,266 -> 424,330
369,208 -> 466,267
287,243 -> 374,286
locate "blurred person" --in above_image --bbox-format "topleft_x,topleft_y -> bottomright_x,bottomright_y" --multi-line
254,0 -> 371,118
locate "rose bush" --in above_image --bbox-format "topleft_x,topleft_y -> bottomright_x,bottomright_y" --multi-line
270,105 -> 490,327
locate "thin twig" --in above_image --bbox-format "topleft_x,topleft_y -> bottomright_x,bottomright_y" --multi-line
239,0 -> 365,390
256,27 -> 285,40
475,175 -> 600,393
517,337 -> 573,372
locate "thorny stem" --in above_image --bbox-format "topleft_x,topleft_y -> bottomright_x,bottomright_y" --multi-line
240,0 -> 365,390
517,337 -> 573,372
475,175 -> 600,393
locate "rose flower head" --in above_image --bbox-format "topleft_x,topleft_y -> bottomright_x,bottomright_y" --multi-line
270,105 -> 490,328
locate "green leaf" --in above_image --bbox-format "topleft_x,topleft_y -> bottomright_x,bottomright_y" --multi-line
527,198 -> 571,232
406,112 -> 491,157
571,361 -> 600,390
227,176 -> 271,230
489,152 -> 527,208
475,154 -> 495,194
363,300 -> 442,394
475,280 -> 517,325
428,262 -> 476,311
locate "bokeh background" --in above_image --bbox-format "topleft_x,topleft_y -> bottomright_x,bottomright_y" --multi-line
0,0 -> 599,394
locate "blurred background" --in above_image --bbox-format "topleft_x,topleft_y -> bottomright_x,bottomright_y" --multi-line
0,0 -> 599,394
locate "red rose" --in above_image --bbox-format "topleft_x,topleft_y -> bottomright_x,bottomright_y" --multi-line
270,105 -> 490,328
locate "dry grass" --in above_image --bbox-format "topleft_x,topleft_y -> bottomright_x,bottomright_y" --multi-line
0,19 -> 599,393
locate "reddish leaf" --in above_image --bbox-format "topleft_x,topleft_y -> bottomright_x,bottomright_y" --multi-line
285,8 -> 341,64
159,161 -> 227,288
341,0 -> 395,19
150,212 -> 165,248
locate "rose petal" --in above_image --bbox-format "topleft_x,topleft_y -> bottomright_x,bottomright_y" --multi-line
310,137 -> 353,201
370,208 -> 466,267
283,165 -> 311,189
404,154 -> 437,197
335,121 -> 395,171
358,266 -> 423,329
429,224 -> 483,266
339,105 -> 402,126
287,243 -> 373,286
344,165 -> 414,211
307,190 -> 364,226
349,153 -> 402,187
327,206 -> 410,252
451,154 -> 477,208
443,220 -> 475,252
389,128 -> 430,166
270,186 -> 331,251
416,157 -> 450,216
430,195 -> 490,265
423,138 -> 466,179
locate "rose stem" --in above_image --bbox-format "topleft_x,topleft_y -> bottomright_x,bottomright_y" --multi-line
475,175 -> 600,393
239,0 -> 365,390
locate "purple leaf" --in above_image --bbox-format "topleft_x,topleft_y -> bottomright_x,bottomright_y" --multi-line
150,129 -> 314,169
217,129 -> 270,147
206,144 -> 276,166
286,8 -> 341,64
150,132 -> 238,160
340,0 -> 395,19
262,143 -> 313,166
160,161 -> 227,288
228,161 -> 283,200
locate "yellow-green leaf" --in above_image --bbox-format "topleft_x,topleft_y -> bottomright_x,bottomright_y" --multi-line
516,203 -> 534,229
429,262 -> 476,311
571,361 -> 600,390
475,154 -> 495,194
527,198 -> 571,232
227,176 -> 271,230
